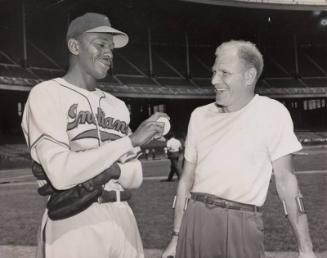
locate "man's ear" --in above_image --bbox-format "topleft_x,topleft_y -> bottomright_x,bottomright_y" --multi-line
67,38 -> 79,55
245,67 -> 257,86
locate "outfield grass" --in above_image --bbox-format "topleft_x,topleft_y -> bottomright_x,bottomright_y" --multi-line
0,147 -> 326,252
0,184 -> 45,246
294,153 -> 327,171
130,174 -> 327,252
0,174 -> 326,252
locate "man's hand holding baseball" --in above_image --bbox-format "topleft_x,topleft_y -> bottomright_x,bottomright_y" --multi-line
129,112 -> 169,147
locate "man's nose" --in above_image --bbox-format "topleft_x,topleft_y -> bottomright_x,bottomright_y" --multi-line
104,47 -> 113,58
211,72 -> 221,85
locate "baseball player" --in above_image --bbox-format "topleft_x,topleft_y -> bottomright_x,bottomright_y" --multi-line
22,12 -> 167,258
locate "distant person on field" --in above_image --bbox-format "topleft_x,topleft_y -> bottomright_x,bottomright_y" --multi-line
165,131 -> 182,181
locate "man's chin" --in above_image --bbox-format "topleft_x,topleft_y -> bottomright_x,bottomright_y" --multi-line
215,99 -> 226,107
215,102 -> 225,108
95,72 -> 108,80
95,64 -> 110,79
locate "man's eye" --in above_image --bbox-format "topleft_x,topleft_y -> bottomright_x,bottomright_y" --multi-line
94,41 -> 106,47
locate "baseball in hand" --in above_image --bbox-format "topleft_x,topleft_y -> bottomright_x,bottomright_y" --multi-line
157,117 -> 171,136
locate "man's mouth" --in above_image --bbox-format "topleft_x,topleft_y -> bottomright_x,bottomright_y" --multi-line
214,88 -> 227,93
97,57 -> 111,68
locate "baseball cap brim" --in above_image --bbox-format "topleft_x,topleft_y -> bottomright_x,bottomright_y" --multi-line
86,26 -> 129,48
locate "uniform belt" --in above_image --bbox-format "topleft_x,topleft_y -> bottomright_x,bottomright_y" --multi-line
191,192 -> 262,213
97,190 -> 131,204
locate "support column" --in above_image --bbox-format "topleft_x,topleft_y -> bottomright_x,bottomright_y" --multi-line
147,28 -> 153,77
185,32 -> 190,79
21,1 -> 27,67
293,34 -> 299,77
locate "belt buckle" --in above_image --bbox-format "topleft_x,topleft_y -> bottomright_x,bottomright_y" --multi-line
205,195 -> 215,206
223,200 -> 229,209
223,200 -> 240,211
203,195 -> 213,207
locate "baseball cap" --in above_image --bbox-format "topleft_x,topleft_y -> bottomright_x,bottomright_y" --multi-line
66,12 -> 129,48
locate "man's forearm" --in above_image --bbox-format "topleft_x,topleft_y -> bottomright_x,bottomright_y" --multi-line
173,160 -> 195,233
275,172 -> 313,252
173,179 -> 190,233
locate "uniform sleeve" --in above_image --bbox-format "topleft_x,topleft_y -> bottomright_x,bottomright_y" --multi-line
184,111 -> 198,163
267,104 -> 302,161
117,159 -> 143,189
21,84 -> 134,190
21,83 -> 70,151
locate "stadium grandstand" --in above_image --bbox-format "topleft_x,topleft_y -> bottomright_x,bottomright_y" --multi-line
0,0 -> 326,143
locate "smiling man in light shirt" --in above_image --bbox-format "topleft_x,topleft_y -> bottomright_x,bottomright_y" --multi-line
162,40 -> 316,258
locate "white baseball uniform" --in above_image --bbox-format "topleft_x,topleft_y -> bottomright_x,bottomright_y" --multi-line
21,78 -> 144,258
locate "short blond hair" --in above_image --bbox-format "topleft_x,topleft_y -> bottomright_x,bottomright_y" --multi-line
216,40 -> 264,81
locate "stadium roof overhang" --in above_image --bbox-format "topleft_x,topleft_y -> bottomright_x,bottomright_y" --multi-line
1,0 -> 326,99
1,76 -> 326,99
180,0 -> 327,11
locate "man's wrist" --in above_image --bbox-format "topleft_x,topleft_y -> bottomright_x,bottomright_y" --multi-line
297,236 -> 314,255
119,147 -> 142,163
128,135 -> 136,147
298,244 -> 313,253
172,231 -> 179,238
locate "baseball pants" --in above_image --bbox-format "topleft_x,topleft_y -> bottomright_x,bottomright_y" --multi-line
37,201 -> 144,258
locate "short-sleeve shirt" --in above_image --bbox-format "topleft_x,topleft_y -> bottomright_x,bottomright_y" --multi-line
167,137 -> 182,153
184,94 -> 302,206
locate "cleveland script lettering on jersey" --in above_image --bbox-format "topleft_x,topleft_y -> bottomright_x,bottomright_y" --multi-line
23,78 -> 132,154
67,104 -> 129,142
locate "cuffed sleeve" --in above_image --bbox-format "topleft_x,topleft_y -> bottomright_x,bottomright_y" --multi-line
35,136 -> 133,190
117,159 -> 143,189
119,146 -> 142,163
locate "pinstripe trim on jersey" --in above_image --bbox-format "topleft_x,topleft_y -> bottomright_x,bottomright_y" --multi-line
71,129 -> 121,142
96,90 -> 106,145
22,124 -> 30,148
98,91 -> 106,106
30,133 -> 70,151
23,105 -> 32,148
53,79 -> 102,146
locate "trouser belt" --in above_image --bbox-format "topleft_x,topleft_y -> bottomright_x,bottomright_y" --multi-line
191,192 -> 262,213
97,190 -> 131,203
